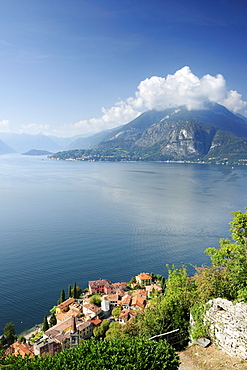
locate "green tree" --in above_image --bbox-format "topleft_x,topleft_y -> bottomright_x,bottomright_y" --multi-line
90,295 -> 101,306
112,306 -> 122,319
3,322 -> 16,345
139,265 -> 191,349
205,208 -> 247,301
73,282 -> 77,298
72,284 -> 82,299
93,319 -> 110,339
49,313 -> 57,327
43,316 -> 49,332
105,322 -> 123,339
68,285 -> 72,298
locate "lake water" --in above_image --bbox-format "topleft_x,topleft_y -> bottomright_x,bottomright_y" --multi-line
0,154 -> 247,334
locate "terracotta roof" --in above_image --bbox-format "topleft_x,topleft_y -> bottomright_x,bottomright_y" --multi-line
83,303 -> 101,313
56,298 -> 75,309
90,317 -> 102,326
7,341 -> 34,358
136,272 -> 152,281
88,279 -> 111,288
45,317 -> 92,343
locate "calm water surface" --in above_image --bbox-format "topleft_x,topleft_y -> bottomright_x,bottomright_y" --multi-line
0,154 -> 247,333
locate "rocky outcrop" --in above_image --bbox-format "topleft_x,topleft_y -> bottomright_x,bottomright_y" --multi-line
205,298 -> 247,359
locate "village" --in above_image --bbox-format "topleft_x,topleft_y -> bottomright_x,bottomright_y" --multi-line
6,272 -> 164,358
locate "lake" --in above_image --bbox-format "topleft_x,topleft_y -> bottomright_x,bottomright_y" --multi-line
0,154 -> 247,334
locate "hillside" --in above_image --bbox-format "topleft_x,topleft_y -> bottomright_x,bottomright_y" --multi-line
49,104 -> 247,165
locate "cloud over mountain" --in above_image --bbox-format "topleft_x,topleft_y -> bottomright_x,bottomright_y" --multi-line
67,66 -> 247,136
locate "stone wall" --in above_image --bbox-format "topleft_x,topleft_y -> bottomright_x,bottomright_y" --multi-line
205,298 -> 247,359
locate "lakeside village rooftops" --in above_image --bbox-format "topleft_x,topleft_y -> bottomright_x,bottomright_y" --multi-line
88,279 -> 128,295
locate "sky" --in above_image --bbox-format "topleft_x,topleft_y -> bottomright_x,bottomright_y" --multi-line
0,0 -> 247,137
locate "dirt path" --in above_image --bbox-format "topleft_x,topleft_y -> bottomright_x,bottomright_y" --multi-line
178,344 -> 247,370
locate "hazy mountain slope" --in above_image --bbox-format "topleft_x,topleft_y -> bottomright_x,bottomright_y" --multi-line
0,139 -> 15,155
67,126 -> 123,149
0,133 -> 62,153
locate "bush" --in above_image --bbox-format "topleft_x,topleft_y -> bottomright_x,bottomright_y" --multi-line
2,337 -> 179,369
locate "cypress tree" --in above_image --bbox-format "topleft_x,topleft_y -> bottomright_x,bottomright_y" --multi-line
61,289 -> 65,302
68,285 -> 72,298
43,316 -> 49,332
49,313 -> 57,327
73,282 -> 77,298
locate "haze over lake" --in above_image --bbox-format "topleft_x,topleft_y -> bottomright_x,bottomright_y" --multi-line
1,154 -> 247,334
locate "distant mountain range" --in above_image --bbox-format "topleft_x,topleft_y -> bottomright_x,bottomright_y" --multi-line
50,103 -> 247,165
2,103 -> 247,165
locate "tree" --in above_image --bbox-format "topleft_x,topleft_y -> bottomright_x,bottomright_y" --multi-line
3,322 -> 16,345
57,289 -> 66,305
73,282 -> 77,298
49,313 -> 57,327
68,285 -> 72,298
205,208 -> 247,302
105,322 -> 123,339
43,316 -> 49,332
71,284 -> 82,299
93,319 -> 110,339
90,295 -> 101,306
112,306 -> 122,319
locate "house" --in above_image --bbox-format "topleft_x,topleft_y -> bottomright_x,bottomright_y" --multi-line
112,282 -> 128,291
56,298 -> 75,314
121,294 -> 132,309
82,303 -> 102,319
88,279 -> 114,295
33,338 -> 62,356
104,294 -> 120,307
136,273 -> 152,287
56,302 -> 82,323
131,295 -> 146,309
145,283 -> 163,297
6,341 -> 34,358
45,316 -> 93,349
119,309 -> 136,323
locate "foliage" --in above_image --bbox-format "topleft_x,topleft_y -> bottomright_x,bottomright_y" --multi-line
57,289 -> 66,305
112,306 -> 122,318
190,302 -> 209,341
68,285 -> 72,298
105,322 -> 123,339
90,295 -> 101,306
42,316 -> 49,332
2,337 -> 179,369
93,319 -> 110,339
139,265 -> 191,349
205,208 -> 247,302
49,313 -> 57,327
49,306 -> 56,314
3,322 -> 16,345
71,283 -> 82,299
17,335 -> 26,343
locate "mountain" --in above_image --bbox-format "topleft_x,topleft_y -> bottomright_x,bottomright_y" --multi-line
50,103 -> 247,165
66,126 -> 124,150
101,103 -> 247,142
0,133 -> 63,153
0,139 -> 15,155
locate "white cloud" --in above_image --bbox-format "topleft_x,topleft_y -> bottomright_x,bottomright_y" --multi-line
219,90 -> 247,113
67,66 -> 247,136
0,119 -> 10,132
20,123 -> 50,135
66,100 -> 141,136
135,66 -> 227,111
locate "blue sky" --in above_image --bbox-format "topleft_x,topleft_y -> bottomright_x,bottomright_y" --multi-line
0,0 -> 246,137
